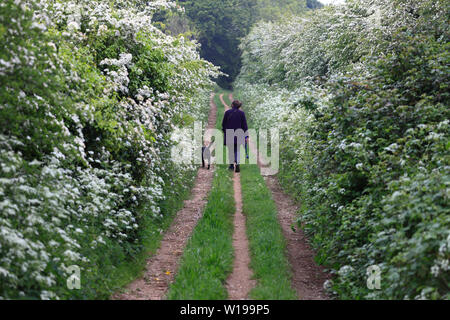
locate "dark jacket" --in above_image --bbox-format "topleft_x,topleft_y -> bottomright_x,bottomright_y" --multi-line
222,107 -> 248,146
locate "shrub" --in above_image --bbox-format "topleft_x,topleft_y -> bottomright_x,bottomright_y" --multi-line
0,0 -> 218,299
236,0 -> 449,299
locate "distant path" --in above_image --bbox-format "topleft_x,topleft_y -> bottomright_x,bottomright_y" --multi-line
113,93 -> 217,300
227,93 -> 329,300
221,93 -> 256,300
219,93 -> 229,110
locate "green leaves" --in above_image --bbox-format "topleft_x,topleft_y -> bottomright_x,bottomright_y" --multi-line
0,0 -> 217,299
237,0 -> 450,300
178,0 -> 316,87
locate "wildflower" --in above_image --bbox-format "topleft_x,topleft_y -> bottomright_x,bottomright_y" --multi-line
47,42 -> 56,51
40,291 -> 56,300
67,21 -> 80,31
98,24 -> 108,35
338,265 -> 354,277
430,265 -> 440,277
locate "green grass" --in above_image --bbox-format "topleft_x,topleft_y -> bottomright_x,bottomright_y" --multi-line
216,89 -> 232,108
214,93 -> 232,165
214,93 -> 225,130
224,92 -> 232,105
166,165 -> 235,300
240,164 -> 297,300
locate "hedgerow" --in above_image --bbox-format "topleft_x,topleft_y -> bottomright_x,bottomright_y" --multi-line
0,0 -> 218,299
236,0 -> 449,299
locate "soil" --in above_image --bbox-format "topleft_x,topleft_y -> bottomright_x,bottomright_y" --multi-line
264,175 -> 329,300
222,93 -> 256,300
225,172 -> 257,300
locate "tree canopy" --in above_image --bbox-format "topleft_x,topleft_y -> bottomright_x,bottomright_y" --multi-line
178,0 -> 322,88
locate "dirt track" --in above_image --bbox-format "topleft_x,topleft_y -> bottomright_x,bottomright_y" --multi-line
225,172 -> 256,299
222,94 -> 256,300
226,93 -> 329,300
114,92 -> 329,300
113,94 -> 217,300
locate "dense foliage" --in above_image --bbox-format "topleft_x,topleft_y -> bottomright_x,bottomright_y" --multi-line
0,0 -> 218,299
178,0 -> 321,88
177,0 -> 254,88
256,0 -> 322,21
236,0 -> 449,299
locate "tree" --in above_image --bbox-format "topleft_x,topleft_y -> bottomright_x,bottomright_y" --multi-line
178,0 -> 256,88
178,0 -> 317,88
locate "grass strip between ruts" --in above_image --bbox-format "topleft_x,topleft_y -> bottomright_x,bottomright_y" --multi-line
240,164 -> 297,300
166,165 -> 235,299
214,92 -> 226,129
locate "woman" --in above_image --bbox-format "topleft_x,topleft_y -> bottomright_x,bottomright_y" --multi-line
221,100 -> 248,173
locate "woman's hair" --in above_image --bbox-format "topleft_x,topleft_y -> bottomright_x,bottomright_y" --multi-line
231,100 -> 242,109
